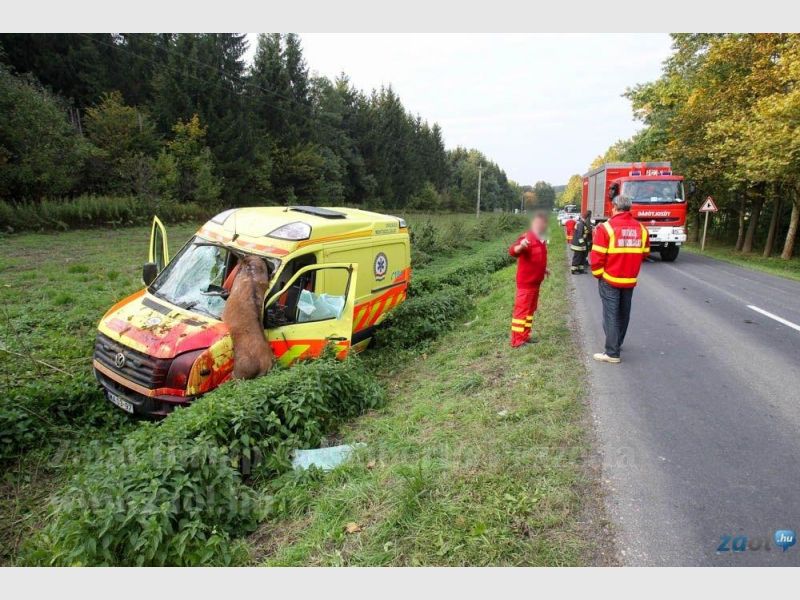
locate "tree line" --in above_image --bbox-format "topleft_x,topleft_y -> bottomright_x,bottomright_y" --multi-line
0,33 -> 521,221
579,34 -> 800,260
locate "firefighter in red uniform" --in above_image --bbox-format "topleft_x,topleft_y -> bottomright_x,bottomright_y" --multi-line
589,195 -> 649,363
509,212 -> 549,347
564,216 -> 576,244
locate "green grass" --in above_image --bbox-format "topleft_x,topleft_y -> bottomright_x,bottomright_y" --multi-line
246,227 -> 605,566
0,212 -> 604,566
682,240 -> 800,282
0,223 -> 200,563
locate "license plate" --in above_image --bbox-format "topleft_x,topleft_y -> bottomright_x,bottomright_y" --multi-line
107,391 -> 134,414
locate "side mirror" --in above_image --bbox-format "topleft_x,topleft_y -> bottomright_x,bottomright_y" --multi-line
687,181 -> 697,195
608,183 -> 619,200
142,262 -> 158,286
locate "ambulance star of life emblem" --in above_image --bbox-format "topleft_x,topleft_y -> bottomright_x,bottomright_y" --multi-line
374,252 -> 388,281
114,352 -> 126,369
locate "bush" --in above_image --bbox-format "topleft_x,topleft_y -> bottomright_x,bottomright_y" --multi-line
409,246 -> 514,298
0,371 -> 110,462
411,247 -> 433,268
410,220 -> 442,256
24,355 -> 385,566
27,437 -> 255,566
373,286 -> 473,350
0,65 -> 89,200
438,218 -> 469,250
0,195 -> 212,232
407,182 -> 442,211
374,238 -> 516,351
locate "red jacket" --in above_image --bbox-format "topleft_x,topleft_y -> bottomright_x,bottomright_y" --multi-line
564,218 -> 576,240
509,231 -> 547,289
590,212 -> 649,288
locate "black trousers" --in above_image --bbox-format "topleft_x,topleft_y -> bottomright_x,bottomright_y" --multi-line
571,249 -> 586,271
598,279 -> 633,358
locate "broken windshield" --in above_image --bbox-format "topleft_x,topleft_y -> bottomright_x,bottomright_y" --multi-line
149,237 -> 280,319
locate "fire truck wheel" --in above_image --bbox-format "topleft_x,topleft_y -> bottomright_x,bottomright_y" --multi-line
659,245 -> 680,262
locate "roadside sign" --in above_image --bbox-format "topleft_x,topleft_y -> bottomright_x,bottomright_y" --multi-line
699,196 -> 717,251
699,196 -> 718,213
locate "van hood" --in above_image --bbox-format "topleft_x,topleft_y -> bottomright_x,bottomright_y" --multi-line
97,290 -> 229,359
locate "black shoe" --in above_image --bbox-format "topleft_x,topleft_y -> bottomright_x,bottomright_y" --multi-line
524,338 -> 539,344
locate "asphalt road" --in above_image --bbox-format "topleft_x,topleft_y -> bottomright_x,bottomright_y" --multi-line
571,249 -> 800,566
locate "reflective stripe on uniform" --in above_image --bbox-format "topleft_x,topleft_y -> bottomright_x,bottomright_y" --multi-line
591,244 -> 608,253
603,220 -> 648,254
592,267 -> 605,276
607,246 -> 649,254
511,326 -> 526,333
602,272 -> 637,285
512,318 -> 527,325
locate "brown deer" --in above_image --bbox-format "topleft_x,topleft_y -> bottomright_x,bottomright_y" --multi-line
222,255 -> 274,379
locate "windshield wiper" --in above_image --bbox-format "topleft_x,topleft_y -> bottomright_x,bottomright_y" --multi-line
175,300 -> 198,310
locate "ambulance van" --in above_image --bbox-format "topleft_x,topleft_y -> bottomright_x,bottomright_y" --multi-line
93,206 -> 411,417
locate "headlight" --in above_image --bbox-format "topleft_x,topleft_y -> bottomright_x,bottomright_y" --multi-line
673,227 -> 685,235
267,221 -> 312,240
164,349 -> 205,391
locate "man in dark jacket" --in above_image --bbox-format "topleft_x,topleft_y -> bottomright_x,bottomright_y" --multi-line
570,211 -> 590,274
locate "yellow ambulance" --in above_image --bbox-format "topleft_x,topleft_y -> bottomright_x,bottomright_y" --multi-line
93,206 -> 411,416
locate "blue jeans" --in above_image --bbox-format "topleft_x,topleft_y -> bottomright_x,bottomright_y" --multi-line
598,279 -> 633,358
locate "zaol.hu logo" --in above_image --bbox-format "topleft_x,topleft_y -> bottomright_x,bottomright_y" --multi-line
717,529 -> 796,553
774,530 -> 797,552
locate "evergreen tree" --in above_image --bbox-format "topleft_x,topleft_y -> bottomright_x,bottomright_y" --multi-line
84,91 -> 159,195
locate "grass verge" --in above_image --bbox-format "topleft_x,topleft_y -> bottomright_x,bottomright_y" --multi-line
247,232 -> 606,566
682,241 -> 800,282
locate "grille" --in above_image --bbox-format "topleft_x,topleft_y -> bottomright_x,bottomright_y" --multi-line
636,217 -> 679,223
94,333 -> 171,389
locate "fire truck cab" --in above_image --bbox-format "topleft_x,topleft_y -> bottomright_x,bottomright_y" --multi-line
582,162 -> 687,262
93,206 -> 411,417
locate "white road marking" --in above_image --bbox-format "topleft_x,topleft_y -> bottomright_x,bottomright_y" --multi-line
747,305 -> 800,333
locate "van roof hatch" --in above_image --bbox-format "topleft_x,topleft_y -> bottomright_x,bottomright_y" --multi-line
289,206 -> 347,219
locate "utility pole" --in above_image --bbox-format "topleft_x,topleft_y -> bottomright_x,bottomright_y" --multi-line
476,163 -> 483,218
520,192 -> 524,213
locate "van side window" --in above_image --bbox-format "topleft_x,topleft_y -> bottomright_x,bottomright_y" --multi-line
264,253 -> 317,327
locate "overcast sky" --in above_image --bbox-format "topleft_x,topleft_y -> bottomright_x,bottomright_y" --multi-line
245,34 -> 673,186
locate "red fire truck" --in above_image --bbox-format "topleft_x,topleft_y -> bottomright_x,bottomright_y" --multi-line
582,161 -> 687,262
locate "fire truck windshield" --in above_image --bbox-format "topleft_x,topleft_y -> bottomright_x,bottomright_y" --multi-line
623,181 -> 684,204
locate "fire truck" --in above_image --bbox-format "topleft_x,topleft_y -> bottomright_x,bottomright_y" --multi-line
582,162 -> 687,262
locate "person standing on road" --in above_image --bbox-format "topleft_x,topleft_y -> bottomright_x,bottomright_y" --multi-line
589,196 -> 649,364
570,211 -> 590,274
564,215 -> 576,245
509,212 -> 549,348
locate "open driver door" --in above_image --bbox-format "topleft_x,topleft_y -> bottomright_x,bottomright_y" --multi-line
143,216 -> 169,285
263,263 -> 357,366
